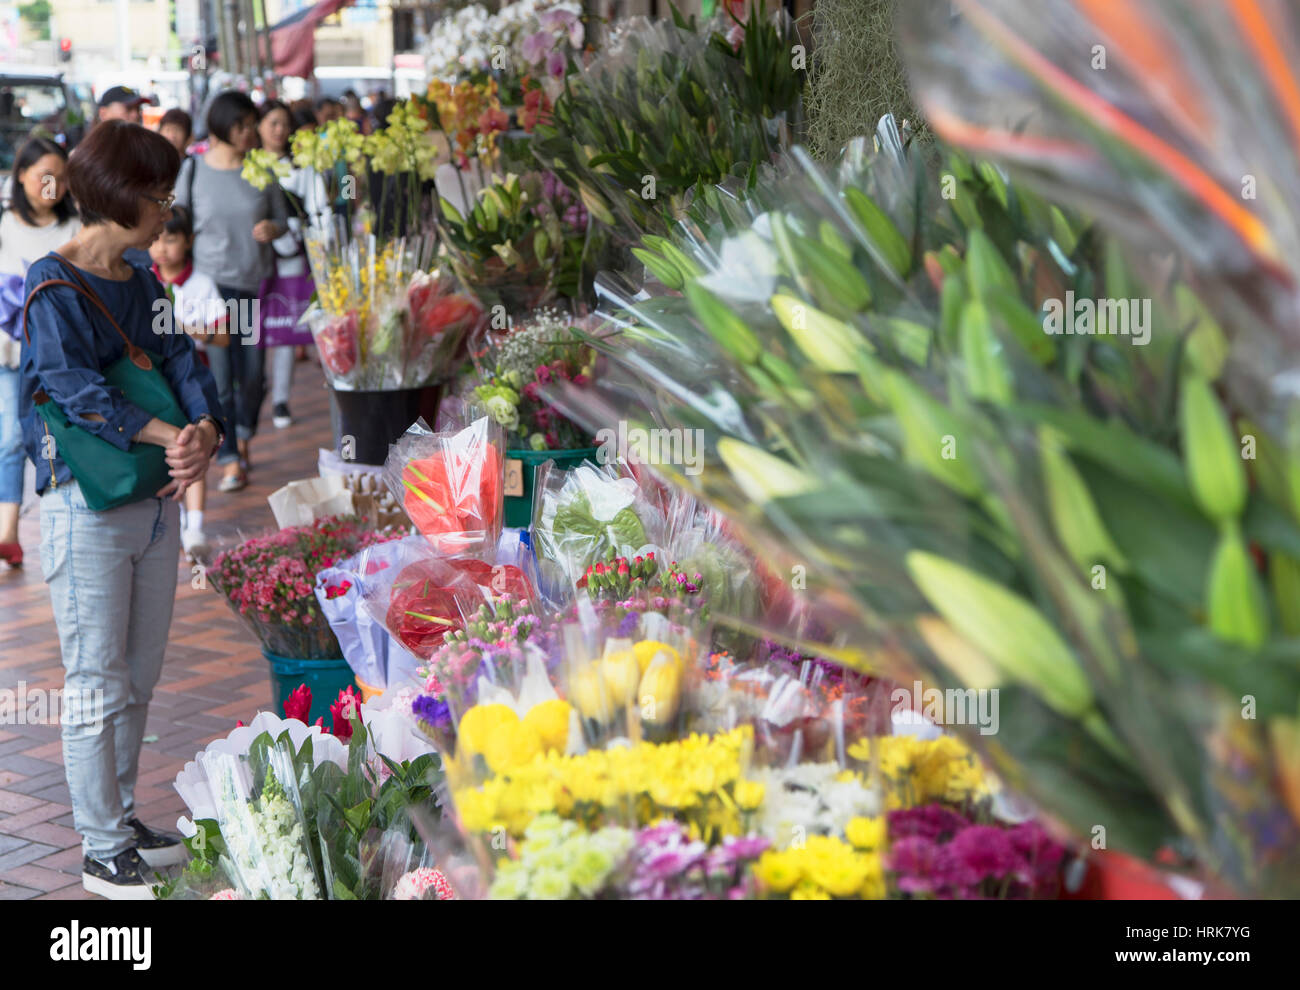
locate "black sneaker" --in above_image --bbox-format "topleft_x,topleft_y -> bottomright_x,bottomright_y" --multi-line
272,403 -> 293,429
82,848 -> 156,900
128,817 -> 189,868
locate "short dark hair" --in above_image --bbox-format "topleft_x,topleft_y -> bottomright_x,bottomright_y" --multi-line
314,97 -> 342,112
159,107 -> 192,139
373,98 -> 398,128
163,202 -> 193,239
10,136 -> 76,227
206,90 -> 257,145
67,120 -> 180,228
259,99 -> 291,122
291,107 -> 318,132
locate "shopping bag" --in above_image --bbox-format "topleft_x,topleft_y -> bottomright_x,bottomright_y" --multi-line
258,271 -> 316,348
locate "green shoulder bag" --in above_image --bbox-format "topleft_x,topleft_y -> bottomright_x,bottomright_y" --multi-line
24,261 -> 188,511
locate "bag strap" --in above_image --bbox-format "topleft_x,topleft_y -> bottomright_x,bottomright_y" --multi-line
22,256 -> 154,373
185,154 -> 197,213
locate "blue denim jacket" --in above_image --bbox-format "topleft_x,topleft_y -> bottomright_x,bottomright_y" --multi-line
19,253 -> 225,495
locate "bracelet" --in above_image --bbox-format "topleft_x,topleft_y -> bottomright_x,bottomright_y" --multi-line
194,414 -> 224,457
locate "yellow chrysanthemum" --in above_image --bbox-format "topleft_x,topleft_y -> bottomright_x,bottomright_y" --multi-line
845,816 -> 887,850
753,851 -> 801,893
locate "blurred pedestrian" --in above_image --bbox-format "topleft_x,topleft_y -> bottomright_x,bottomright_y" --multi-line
257,99 -> 327,430
157,108 -> 193,158
96,86 -> 150,125
0,136 -> 81,567
174,90 -> 288,493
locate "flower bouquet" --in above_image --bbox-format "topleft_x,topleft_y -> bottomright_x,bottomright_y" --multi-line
382,415 -> 505,556
206,516 -> 400,660
301,216 -> 451,391
530,5 -> 803,240
165,710 -> 445,901
531,459 -> 660,594
547,102 -> 1300,894
471,307 -> 596,449
437,171 -> 595,314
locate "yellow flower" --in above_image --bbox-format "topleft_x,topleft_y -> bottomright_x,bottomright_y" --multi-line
457,703 -> 519,760
600,649 -> 642,707
733,779 -> 766,811
754,850 -> 802,893
453,787 -> 496,832
241,148 -> 289,190
522,699 -> 573,754
638,656 -> 682,726
845,816 -> 887,850
633,640 -> 681,674
569,663 -> 608,723
860,856 -> 888,900
790,882 -> 831,900
484,720 -> 542,774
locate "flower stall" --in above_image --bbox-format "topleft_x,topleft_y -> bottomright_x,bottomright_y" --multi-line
165,0 -> 1300,903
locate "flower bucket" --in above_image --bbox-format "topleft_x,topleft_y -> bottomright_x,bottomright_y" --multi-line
329,386 -> 433,466
355,676 -> 384,704
264,650 -> 355,726
503,447 -> 598,529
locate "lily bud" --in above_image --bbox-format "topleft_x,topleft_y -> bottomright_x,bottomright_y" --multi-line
638,655 -> 682,726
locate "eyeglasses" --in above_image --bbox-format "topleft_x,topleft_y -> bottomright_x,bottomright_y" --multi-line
142,193 -> 175,211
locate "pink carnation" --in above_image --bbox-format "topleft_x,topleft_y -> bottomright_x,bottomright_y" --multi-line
209,888 -> 241,900
392,867 -> 455,901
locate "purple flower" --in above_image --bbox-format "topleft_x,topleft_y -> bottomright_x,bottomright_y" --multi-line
521,30 -> 552,65
944,825 -> 1023,887
887,804 -> 971,843
1007,821 -> 1065,890
615,611 -> 641,638
412,694 -> 452,729
887,836 -> 942,894
546,50 -> 566,79
721,835 -> 770,860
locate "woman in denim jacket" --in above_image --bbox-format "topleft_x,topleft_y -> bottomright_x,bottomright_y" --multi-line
19,121 -> 225,899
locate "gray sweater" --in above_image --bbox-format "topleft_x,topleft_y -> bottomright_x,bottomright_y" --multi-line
175,155 -> 289,294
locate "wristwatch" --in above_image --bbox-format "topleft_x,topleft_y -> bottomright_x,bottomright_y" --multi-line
194,414 -> 225,457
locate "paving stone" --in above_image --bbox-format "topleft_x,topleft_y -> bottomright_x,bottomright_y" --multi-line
0,863 -> 79,893
7,769 -> 69,796
0,842 -> 56,871
0,789 -> 45,814
0,882 -> 39,900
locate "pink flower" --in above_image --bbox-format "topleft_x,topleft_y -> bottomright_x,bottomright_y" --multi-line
546,50 -> 566,79
330,685 -> 363,741
283,684 -> 312,723
534,364 -> 552,384
392,867 -> 455,900
521,30 -> 551,65
209,888 -> 241,900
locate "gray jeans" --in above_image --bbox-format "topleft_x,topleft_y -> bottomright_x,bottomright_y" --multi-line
269,344 -> 295,407
40,481 -> 181,861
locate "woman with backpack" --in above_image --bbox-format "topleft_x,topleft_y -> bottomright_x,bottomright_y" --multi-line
174,90 -> 288,493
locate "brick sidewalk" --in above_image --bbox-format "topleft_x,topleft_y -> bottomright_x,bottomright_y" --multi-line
0,359 -> 336,899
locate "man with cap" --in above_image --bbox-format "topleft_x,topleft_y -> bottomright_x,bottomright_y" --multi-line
97,86 -> 151,124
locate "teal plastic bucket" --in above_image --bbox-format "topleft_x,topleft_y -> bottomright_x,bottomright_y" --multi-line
263,651 -> 355,726
503,447 -> 598,529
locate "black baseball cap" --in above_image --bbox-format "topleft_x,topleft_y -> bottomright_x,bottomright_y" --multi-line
98,85 -> 152,109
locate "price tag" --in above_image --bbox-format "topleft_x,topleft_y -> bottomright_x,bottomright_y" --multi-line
504,458 -> 524,498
